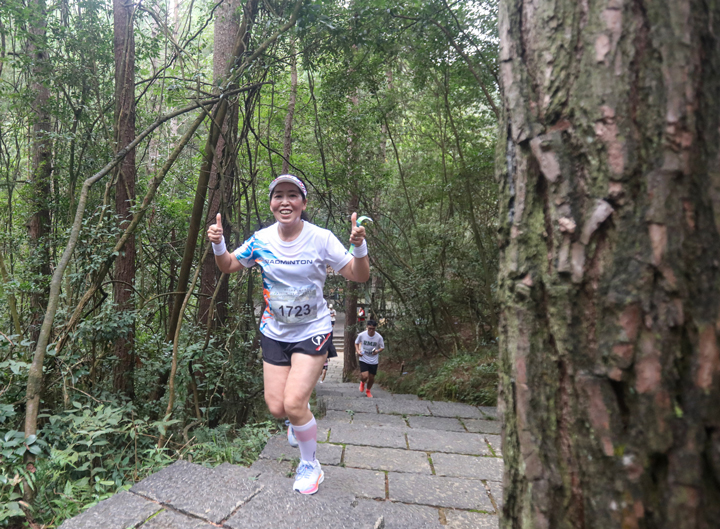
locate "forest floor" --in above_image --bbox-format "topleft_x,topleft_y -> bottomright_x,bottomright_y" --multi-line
375,345 -> 499,407
59,315 -> 503,528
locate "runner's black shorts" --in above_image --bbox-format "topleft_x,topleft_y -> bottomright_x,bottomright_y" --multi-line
261,332 -> 333,367
327,334 -> 338,359
359,361 -> 378,375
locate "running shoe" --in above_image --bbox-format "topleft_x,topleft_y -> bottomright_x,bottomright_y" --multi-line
285,420 -> 299,448
293,459 -> 324,495
366,389 -> 373,398
359,381 -> 365,392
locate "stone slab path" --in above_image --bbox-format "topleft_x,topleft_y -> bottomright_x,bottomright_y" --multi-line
60,315 -> 502,529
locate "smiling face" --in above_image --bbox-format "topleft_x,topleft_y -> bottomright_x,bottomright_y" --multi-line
270,182 -> 307,226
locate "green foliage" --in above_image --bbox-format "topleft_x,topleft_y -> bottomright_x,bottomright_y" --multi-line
30,402 -> 175,525
376,350 -> 498,406
0,431 -> 42,525
184,421 -> 275,467
25,402 -> 274,527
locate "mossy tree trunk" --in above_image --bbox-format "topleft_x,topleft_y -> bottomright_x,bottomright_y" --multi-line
497,1 -> 720,528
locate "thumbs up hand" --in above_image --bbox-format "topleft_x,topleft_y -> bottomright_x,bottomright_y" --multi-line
349,212 -> 366,247
207,213 -> 224,244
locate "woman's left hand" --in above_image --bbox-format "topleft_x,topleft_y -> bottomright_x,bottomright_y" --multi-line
349,212 -> 366,246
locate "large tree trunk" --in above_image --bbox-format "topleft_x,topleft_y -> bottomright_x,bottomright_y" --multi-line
26,0 -> 52,346
112,0 -> 136,398
198,0 -> 241,328
497,1 -> 720,528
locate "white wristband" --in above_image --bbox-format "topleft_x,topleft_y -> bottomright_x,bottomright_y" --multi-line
353,240 -> 368,258
212,239 -> 227,256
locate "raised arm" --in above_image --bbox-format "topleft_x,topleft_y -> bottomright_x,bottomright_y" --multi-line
339,212 -> 369,283
207,213 -> 243,274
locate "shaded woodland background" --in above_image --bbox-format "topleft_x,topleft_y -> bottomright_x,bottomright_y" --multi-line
0,0 -> 500,525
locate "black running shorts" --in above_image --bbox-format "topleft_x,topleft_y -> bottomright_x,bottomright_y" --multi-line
327,333 -> 338,359
261,332 -> 333,367
358,361 -> 378,375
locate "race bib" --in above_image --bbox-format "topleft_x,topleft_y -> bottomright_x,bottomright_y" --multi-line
270,285 -> 318,324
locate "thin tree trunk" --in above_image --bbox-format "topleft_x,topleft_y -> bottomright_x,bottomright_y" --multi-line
498,1 -> 720,528
198,0 -> 242,328
282,41 -> 297,174
24,93 -> 232,444
343,279 -> 359,378
27,0 -> 52,347
166,0 -> 302,341
54,109 -> 209,355
112,0 -> 137,398
441,79 -> 497,335
0,252 -> 22,337
343,193 -> 360,379
159,242 -> 210,448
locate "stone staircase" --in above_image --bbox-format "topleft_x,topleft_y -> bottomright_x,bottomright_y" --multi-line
60,315 -> 502,528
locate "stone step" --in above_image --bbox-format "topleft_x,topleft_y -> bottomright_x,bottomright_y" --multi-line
319,395 -> 498,421
128,460 -> 262,525
317,411 -> 500,436
229,463 -> 445,529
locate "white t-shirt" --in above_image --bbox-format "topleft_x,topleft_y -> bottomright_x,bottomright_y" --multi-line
233,221 -> 352,342
329,309 -> 337,322
355,330 -> 384,366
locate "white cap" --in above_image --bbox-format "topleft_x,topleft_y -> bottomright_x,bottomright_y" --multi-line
268,174 -> 307,199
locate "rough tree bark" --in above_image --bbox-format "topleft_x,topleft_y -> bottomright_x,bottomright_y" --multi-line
198,0 -> 241,328
26,0 -> 52,346
497,1 -> 720,528
112,0 -> 136,397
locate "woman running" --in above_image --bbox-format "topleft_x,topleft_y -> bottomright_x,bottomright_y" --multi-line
207,174 -> 369,494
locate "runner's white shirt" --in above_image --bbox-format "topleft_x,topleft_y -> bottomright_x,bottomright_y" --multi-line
233,221 -> 352,342
355,330 -> 384,366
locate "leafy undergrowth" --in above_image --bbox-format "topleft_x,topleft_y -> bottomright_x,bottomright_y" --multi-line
376,349 -> 498,406
1,402 -> 276,528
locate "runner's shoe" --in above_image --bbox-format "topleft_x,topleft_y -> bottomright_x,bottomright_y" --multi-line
359,381 -> 365,393
366,389 -> 373,398
285,420 -> 298,448
293,460 -> 324,495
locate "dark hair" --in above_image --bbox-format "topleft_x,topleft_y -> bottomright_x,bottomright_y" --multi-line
367,320 -> 377,327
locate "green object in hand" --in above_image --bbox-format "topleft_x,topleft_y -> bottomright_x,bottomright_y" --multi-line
349,216 -> 373,255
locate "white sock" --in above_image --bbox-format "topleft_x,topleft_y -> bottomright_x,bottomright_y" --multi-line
291,415 -> 318,462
